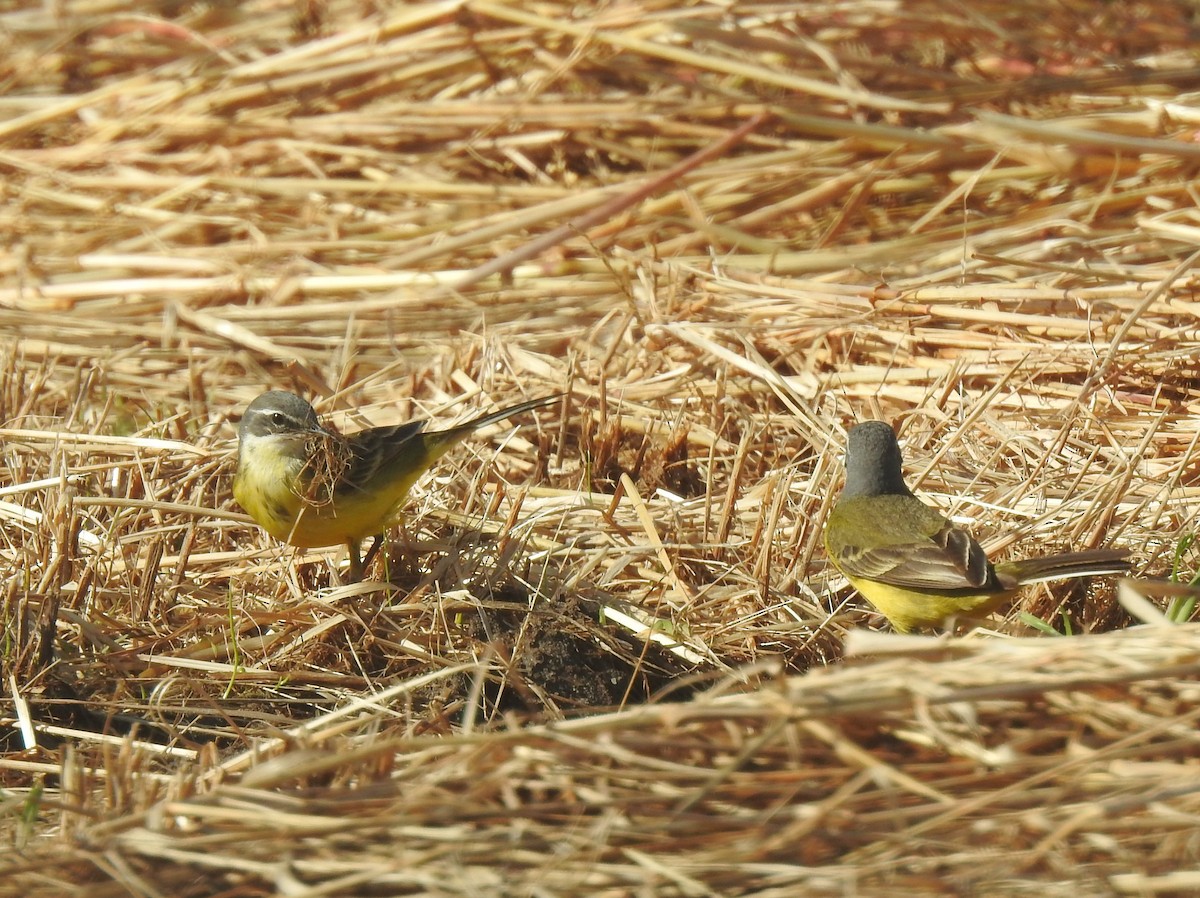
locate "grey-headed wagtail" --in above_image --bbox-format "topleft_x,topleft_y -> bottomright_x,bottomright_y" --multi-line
825,420 -> 1130,632
234,390 -> 558,580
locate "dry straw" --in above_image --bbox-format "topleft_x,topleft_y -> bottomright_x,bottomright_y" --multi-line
2,0 -> 1200,894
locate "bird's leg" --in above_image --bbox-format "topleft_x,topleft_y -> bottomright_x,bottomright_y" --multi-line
357,534 -> 386,579
347,539 -> 365,582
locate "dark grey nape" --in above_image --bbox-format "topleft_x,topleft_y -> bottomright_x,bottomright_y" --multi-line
840,420 -> 913,499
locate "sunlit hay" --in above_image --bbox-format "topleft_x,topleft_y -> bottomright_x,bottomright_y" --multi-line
3,0 -> 1200,894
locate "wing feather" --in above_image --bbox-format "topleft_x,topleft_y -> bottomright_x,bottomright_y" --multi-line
829,496 -> 997,592
338,421 -> 428,496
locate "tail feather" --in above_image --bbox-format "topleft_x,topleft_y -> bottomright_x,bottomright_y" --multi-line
995,548 -> 1131,589
425,393 -> 562,458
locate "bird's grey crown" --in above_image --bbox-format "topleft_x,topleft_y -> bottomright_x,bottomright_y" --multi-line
238,390 -> 323,439
840,420 -> 913,499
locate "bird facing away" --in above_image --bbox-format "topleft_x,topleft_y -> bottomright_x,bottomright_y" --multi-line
824,420 -> 1130,632
233,390 -> 558,580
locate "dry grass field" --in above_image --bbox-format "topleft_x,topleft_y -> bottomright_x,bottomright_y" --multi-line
4,1 -> 1200,894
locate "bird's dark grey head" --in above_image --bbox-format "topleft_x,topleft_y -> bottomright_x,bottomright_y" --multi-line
238,390 -> 324,441
840,420 -> 913,499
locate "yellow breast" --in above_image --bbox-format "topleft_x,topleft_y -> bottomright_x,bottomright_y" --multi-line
232,437 -> 308,542
233,433 -> 424,549
842,574 -> 1014,633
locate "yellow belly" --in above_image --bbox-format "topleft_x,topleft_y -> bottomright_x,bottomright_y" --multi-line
287,487 -> 411,548
233,442 -> 417,548
844,574 -> 1014,633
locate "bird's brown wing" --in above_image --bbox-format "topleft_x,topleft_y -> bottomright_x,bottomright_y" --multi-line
829,497 -> 997,592
336,421 -> 429,496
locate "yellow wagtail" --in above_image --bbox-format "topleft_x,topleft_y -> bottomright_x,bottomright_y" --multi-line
233,390 -> 559,580
824,420 -> 1130,632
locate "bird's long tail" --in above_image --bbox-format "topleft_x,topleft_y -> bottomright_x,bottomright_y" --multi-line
995,548 -> 1131,589
425,393 -> 562,458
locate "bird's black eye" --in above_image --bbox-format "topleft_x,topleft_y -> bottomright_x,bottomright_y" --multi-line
271,412 -> 288,428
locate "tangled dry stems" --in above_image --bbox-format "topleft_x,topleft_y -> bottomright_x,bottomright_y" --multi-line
2,0 -> 1200,894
